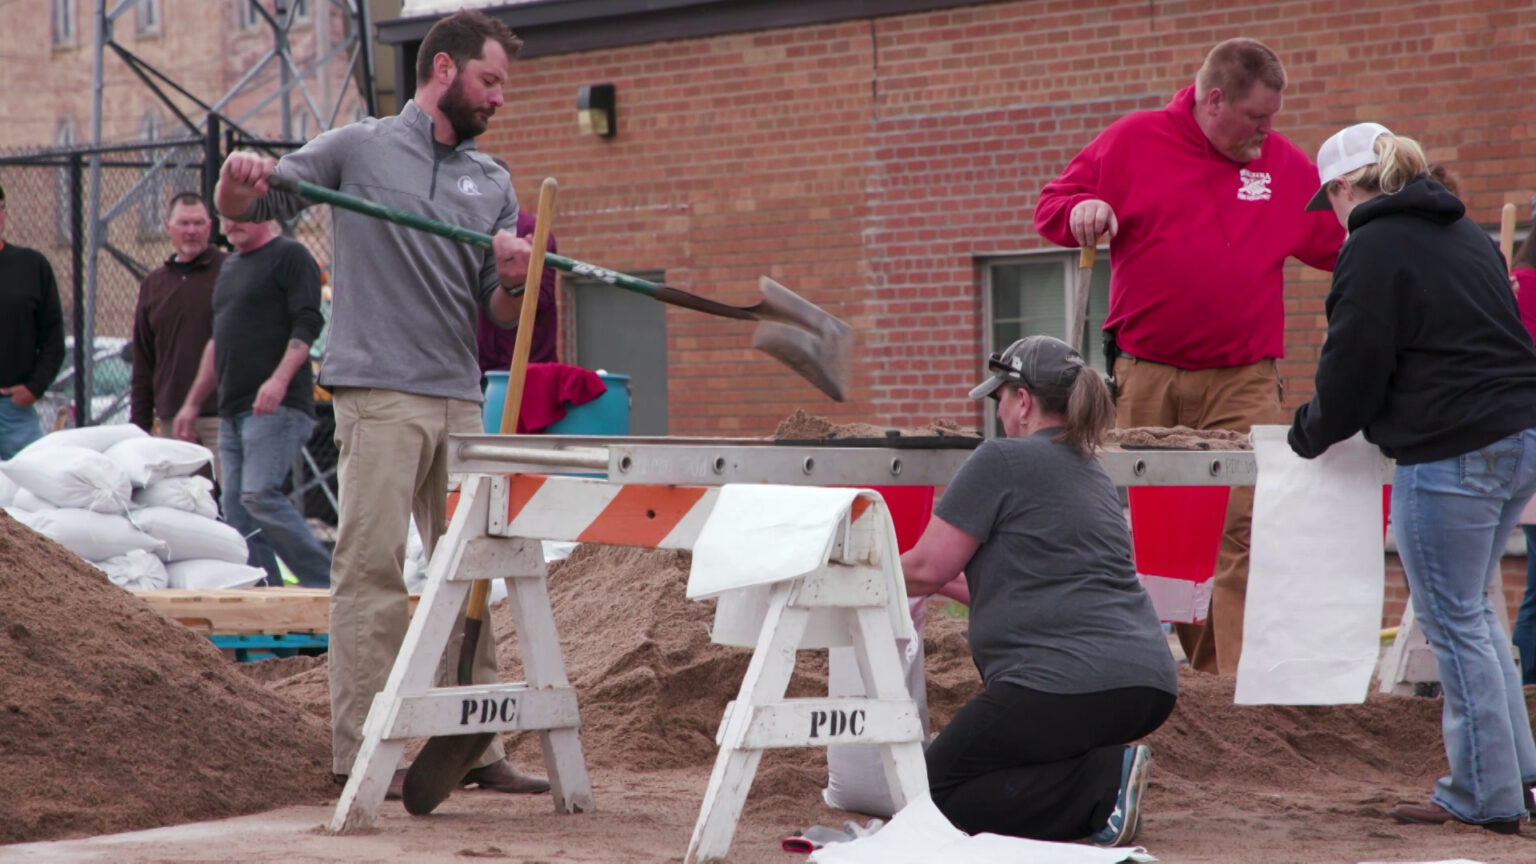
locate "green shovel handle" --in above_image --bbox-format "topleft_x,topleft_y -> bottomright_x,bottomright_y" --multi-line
266,174 -> 665,300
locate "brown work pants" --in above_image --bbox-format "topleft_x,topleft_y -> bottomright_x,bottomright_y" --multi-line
1113,356 -> 1286,675
328,387 -> 504,775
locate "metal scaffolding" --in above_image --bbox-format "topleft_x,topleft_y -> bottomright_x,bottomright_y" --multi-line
81,0 -> 377,400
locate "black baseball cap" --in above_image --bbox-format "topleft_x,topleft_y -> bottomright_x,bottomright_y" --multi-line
969,335 -> 1085,400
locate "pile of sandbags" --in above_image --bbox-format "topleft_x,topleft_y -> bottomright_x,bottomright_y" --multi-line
0,425 -> 266,590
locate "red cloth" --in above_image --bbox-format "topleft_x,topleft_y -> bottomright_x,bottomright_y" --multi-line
1515,268 -> 1536,344
514,362 -> 606,433
1033,85 -> 1345,370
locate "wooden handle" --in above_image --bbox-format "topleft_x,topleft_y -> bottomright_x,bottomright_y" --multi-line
1501,202 -> 1517,271
498,177 -> 558,435
459,179 -> 559,636
1069,246 -> 1096,353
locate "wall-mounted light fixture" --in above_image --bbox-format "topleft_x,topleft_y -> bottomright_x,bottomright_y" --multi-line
577,84 -> 616,138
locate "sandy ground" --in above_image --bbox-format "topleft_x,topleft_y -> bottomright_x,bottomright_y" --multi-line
6,762 -> 1535,864
6,473 -> 1536,864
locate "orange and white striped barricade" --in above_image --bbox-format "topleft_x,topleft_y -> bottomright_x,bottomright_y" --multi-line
329,472 -> 595,832
682,485 -> 926,864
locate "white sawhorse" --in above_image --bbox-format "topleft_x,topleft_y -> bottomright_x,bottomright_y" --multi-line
685,495 -> 927,864
1378,573 -> 1514,696
329,474 -> 593,832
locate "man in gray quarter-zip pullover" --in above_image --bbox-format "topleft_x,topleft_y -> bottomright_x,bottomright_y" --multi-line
214,9 -> 547,797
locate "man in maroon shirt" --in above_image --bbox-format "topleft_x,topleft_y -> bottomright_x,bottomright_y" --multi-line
1034,39 -> 1345,675
476,208 -> 558,374
130,192 -> 225,471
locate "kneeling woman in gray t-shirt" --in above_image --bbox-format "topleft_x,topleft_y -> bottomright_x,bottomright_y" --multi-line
901,334 -> 1178,847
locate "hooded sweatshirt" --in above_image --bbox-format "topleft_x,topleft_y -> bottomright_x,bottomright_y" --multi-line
1289,177 -> 1536,464
1033,86 -> 1345,369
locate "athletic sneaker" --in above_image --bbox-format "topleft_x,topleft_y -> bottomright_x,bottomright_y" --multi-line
1090,744 -> 1152,846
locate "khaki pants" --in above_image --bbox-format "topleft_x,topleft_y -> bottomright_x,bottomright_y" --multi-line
328,387 -> 503,775
155,415 -> 222,484
1113,356 -> 1287,675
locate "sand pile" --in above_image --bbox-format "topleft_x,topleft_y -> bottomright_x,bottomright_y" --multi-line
492,546 -> 829,769
773,409 -> 979,442
1106,426 -> 1251,450
0,512 -> 334,844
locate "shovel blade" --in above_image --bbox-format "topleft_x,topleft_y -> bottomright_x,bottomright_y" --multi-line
748,277 -> 853,402
401,731 -> 497,815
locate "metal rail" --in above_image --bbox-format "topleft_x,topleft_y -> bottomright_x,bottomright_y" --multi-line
448,434 -> 1296,487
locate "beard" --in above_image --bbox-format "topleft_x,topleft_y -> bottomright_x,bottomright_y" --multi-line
438,76 -> 489,142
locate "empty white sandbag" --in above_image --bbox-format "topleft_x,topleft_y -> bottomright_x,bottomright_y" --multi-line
18,423 -> 148,455
94,549 -> 169,590
10,488 -> 57,512
103,437 -> 212,488
0,446 -> 132,512
133,475 -> 218,519
16,508 -> 169,561
0,471 -> 17,508
165,559 -> 266,590
131,506 -> 247,563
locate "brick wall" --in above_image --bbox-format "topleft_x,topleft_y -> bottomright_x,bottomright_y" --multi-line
477,0 -> 1536,435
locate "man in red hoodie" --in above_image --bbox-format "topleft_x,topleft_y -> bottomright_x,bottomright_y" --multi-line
1034,38 -> 1345,675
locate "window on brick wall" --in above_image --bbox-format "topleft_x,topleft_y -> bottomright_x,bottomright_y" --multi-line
239,0 -> 263,30
52,0 -> 76,47
138,111 -> 165,236
981,251 -> 1111,437
135,0 -> 162,36
54,118 -> 76,245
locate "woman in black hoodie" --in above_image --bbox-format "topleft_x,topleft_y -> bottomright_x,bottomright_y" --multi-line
1290,123 -> 1536,835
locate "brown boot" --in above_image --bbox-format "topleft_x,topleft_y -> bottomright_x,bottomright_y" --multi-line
1390,801 -> 1520,835
461,758 -> 550,794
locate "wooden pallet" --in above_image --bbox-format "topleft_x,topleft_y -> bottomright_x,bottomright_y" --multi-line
129,588 -> 420,635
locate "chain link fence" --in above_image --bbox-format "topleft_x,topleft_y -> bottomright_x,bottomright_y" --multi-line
0,129 -> 340,525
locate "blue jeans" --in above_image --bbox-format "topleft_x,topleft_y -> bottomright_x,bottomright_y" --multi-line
1392,428 -> 1536,824
219,407 -> 332,588
1515,525 -> 1536,686
0,394 -> 43,460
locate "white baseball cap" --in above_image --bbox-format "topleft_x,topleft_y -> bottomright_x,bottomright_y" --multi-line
1305,122 -> 1391,211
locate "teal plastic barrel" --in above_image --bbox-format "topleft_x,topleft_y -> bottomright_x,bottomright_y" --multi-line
482,370 -> 630,435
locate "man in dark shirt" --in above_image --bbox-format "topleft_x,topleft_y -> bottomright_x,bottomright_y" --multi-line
0,183 -> 65,458
175,218 -> 330,588
130,192 -> 225,468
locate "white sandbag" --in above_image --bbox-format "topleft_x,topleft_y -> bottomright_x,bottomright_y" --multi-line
165,558 -> 266,590
823,599 -> 931,817
17,508 -> 168,561
94,549 -> 169,590
131,506 -> 248,563
18,423 -> 148,455
10,488 -> 57,512
1236,427 -> 1386,705
401,517 -> 505,602
0,471 -> 17,508
0,445 -> 132,512
134,475 -> 218,519
103,437 -> 212,488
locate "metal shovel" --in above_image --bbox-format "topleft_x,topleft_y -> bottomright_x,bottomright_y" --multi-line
266,175 -> 852,401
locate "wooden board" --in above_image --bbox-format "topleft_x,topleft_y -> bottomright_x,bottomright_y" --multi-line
129,588 -> 420,635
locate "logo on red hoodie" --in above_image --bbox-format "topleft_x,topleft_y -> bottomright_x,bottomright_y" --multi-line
1238,169 -> 1273,202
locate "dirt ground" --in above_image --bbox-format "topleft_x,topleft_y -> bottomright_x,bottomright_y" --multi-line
4,512 -> 1536,863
